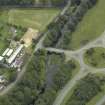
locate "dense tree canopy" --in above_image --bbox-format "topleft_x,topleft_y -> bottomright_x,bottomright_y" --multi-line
43,0 -> 98,49
0,0 -> 68,7
65,74 -> 105,105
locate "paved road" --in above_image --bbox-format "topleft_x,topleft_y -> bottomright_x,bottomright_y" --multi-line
53,70 -> 88,105
52,30 -> 105,105
0,0 -> 72,96
1,1 -> 105,105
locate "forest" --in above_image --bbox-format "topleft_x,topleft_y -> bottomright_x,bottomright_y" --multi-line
43,0 -> 98,49
0,0 -> 68,7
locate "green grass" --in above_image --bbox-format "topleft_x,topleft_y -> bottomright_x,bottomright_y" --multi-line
0,8 -> 60,54
8,8 -> 60,31
84,47 -> 105,68
0,67 -> 16,81
70,0 -> 105,50
0,23 -> 12,54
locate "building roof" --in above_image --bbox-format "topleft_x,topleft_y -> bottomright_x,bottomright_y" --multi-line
7,45 -> 23,64
0,56 -> 3,61
6,49 -> 13,57
2,48 -> 9,56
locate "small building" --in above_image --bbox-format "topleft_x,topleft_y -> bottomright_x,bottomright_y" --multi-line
0,76 -> 5,83
2,48 -> 9,56
7,45 -> 24,64
6,49 -> 13,57
11,58 -> 23,68
0,85 -> 5,90
0,56 -> 4,62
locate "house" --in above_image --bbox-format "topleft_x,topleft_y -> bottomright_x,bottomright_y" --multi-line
2,48 -> 9,56
6,49 -> 13,57
7,44 -> 24,64
0,76 -> 5,83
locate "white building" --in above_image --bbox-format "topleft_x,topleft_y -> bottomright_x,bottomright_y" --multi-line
6,49 -> 13,57
7,45 -> 24,64
0,76 -> 5,83
0,56 -> 4,62
2,48 -> 9,56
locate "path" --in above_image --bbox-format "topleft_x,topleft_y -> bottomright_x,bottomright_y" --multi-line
96,95 -> 105,105
52,70 -> 88,105
1,0 -> 105,105
49,30 -> 105,105
0,0 -> 72,96
0,29 -> 46,96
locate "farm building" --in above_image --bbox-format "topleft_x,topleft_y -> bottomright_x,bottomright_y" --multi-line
7,44 -> 24,64
2,48 -> 9,56
0,56 -> 4,62
6,49 -> 13,57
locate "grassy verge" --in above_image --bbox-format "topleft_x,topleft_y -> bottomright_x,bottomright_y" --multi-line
61,86 -> 76,105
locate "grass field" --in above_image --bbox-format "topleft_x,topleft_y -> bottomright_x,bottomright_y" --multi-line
8,8 -> 60,31
0,8 -> 60,30
0,8 -> 60,54
61,73 -> 105,105
70,0 -> 105,50
84,47 -> 105,68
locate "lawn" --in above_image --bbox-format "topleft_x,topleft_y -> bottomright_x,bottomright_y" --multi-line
84,47 -> 105,68
8,8 -> 60,31
0,8 -> 60,54
70,0 -> 105,50
0,22 -> 26,54
0,23 -> 12,54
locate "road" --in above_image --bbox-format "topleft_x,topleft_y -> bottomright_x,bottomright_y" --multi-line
0,30 -> 46,96
51,30 -> 105,105
52,70 -> 88,105
0,0 -> 72,96
2,19 -> 105,104
1,0 -> 105,105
